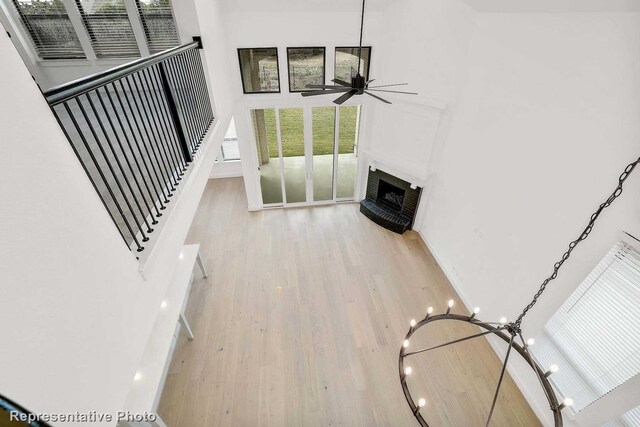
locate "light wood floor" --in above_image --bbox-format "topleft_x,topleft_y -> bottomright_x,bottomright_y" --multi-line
158,178 -> 541,427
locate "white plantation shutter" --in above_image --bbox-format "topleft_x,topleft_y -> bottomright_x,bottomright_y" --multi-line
532,239 -> 640,413
11,0 -> 85,59
135,0 -> 178,54
76,0 -> 140,58
602,405 -> 640,427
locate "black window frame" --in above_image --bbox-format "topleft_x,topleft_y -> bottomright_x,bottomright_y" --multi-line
237,47 -> 281,94
334,46 -> 372,83
286,46 -> 326,93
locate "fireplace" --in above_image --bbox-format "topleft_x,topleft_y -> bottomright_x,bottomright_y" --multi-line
360,168 -> 421,234
377,180 -> 405,212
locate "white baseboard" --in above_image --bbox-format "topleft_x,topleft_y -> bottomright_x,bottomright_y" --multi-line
416,227 -> 473,312
208,172 -> 243,179
414,227 -> 554,427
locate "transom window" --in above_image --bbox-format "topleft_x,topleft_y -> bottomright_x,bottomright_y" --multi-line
335,46 -> 371,83
237,48 -> 280,94
286,47 -> 325,92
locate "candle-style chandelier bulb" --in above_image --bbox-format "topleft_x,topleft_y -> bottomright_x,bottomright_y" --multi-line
410,319 -> 417,328
446,299 -> 454,315
499,317 -> 508,325
426,306 -> 434,319
403,339 -> 410,348
558,398 -> 573,411
404,366 -> 412,376
545,364 -> 559,378
526,338 -> 536,346
418,398 -> 426,407
470,306 -> 480,320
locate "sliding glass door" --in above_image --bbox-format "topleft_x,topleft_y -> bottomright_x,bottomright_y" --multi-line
312,106 -> 336,202
251,105 -> 360,207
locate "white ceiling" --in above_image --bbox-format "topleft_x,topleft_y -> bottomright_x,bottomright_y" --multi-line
220,0 -> 394,13
462,0 -> 640,13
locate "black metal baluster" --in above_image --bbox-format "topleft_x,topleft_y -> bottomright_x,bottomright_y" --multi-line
190,48 -> 214,129
113,80 -> 169,210
191,48 -> 215,123
130,72 -> 179,190
134,69 -> 182,184
64,101 -> 144,252
157,61 -> 192,163
166,56 -> 197,154
140,67 -> 185,181
148,64 -> 188,171
180,51 -> 207,143
52,104 -> 130,249
103,83 -> 163,220
80,93 -> 150,243
94,88 -> 157,230
191,48 -> 214,130
171,54 -> 200,152
122,76 -> 176,196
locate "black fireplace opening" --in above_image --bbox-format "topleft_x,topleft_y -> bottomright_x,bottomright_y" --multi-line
359,168 -> 422,234
377,179 -> 405,212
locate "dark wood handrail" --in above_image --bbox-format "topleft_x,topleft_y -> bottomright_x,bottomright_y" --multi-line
44,40 -> 200,106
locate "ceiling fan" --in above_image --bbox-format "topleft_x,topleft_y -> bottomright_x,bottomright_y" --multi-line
300,0 -> 417,105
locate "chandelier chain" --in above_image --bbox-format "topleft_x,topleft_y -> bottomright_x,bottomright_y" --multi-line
514,155 -> 640,329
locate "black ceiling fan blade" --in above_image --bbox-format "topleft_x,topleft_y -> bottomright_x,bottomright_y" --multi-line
367,83 -> 409,89
368,88 -> 418,95
301,88 -> 351,97
364,91 -> 392,104
305,84 -> 347,89
331,78 -> 352,87
366,78 -> 376,86
333,90 -> 357,105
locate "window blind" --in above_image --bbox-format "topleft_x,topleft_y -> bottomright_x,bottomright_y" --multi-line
531,239 -> 640,413
135,0 -> 178,54
603,405 -> 640,427
11,0 -> 85,59
75,0 -> 140,58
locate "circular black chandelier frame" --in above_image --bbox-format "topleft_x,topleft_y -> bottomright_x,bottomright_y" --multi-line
398,155 -> 640,427
398,313 -> 562,427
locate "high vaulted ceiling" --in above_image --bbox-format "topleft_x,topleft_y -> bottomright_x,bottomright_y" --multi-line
220,0 -> 394,13
462,0 -> 640,12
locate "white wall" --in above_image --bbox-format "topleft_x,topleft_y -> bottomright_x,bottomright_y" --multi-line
220,0 -> 477,208
0,0 -> 234,420
418,12 -> 640,426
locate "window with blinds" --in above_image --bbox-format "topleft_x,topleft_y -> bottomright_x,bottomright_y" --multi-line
531,238 -> 640,413
603,405 -> 640,427
10,0 -> 85,59
75,0 -> 140,58
135,0 -> 179,54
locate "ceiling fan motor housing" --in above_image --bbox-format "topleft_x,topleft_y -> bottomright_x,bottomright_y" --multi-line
353,74 -> 366,92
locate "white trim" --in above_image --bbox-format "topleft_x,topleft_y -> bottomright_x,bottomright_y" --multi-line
123,0 -> 150,57
209,172 -> 243,179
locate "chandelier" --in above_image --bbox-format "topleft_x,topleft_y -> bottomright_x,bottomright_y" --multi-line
399,155 -> 640,426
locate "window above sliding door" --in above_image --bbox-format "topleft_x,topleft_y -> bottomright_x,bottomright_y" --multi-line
238,48 -> 280,94
287,47 -> 325,92
335,46 -> 371,83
